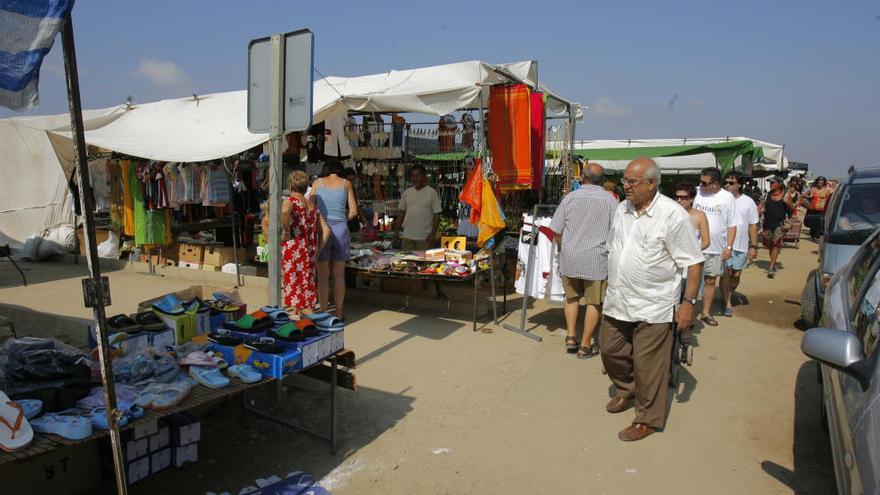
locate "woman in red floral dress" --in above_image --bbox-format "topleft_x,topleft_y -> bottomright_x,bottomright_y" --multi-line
281,171 -> 330,314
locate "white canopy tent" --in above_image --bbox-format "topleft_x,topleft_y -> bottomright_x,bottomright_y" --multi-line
558,137 -> 787,174
1,60 -> 579,247
0,107 -> 126,247
46,60 -> 580,170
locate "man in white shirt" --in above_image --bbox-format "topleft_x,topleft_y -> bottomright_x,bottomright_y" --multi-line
692,167 -> 737,327
393,164 -> 442,251
720,171 -> 759,317
600,157 -> 704,442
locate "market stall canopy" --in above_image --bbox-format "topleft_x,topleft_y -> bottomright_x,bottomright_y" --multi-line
552,137 -> 786,174
46,60 -> 581,170
0,106 -> 126,247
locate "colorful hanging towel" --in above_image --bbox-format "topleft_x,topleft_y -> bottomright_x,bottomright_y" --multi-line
489,84 -> 532,192
459,159 -> 483,224
530,91 -> 545,190
477,178 -> 506,247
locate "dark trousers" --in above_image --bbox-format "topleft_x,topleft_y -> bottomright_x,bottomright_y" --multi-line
599,316 -> 673,429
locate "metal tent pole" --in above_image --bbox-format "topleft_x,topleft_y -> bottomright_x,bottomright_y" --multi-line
267,35 -> 285,306
60,14 -> 129,494
502,204 -> 543,342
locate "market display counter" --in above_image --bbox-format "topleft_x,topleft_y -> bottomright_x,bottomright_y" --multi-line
347,261 -> 498,332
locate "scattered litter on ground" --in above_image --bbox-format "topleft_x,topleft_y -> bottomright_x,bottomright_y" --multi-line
432,447 -> 454,455
320,458 -> 365,491
625,467 -> 638,474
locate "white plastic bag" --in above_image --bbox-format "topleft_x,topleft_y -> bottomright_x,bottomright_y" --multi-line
19,235 -> 41,260
97,230 -> 119,259
37,225 -> 77,259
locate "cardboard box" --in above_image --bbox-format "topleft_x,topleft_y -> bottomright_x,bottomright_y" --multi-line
210,342 -> 301,379
88,327 -> 150,356
193,310 -> 212,336
150,448 -> 172,475
222,263 -> 258,276
155,311 -> 196,344
328,329 -> 345,353
201,264 -> 220,272
178,243 -> 205,264
77,228 -> 111,256
139,285 -> 243,313
425,248 -> 445,262
355,274 -> 381,292
202,246 -> 246,267
125,437 -> 150,461
178,260 -> 201,270
166,413 -> 201,446
149,425 -> 170,452
0,442 -> 101,495
173,443 -> 198,468
133,417 -> 159,441
126,456 -> 151,484
441,236 -> 467,251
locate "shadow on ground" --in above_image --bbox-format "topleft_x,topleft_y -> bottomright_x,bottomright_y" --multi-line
760,361 -> 836,494
91,375 -> 416,494
0,257 -> 125,289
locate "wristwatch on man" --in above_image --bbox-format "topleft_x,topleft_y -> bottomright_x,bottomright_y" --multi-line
682,297 -> 698,306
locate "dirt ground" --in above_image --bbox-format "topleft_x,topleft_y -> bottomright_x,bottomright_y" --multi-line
0,237 -> 836,495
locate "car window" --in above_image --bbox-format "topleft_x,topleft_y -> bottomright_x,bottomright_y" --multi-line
854,266 -> 880,356
831,184 -> 880,235
848,235 -> 880,309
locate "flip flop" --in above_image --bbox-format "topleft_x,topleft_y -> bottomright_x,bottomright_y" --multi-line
564,336 -> 578,353
222,311 -> 272,333
207,329 -> 243,347
87,407 -> 130,430
227,364 -> 262,384
14,399 -> 43,420
189,366 -> 230,389
304,312 -> 334,323
107,314 -> 142,333
30,410 -> 91,441
576,344 -> 600,360
133,311 -> 167,331
179,351 -> 219,367
723,307 -> 734,317
270,322 -> 305,342
152,294 -> 185,315
700,315 -> 719,327
261,306 -> 291,325
0,392 -> 34,451
139,383 -> 192,410
244,337 -> 285,354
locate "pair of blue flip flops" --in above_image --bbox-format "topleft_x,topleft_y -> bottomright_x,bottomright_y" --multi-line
260,306 -> 291,326
87,400 -> 145,430
304,313 -> 344,331
31,410 -> 93,440
152,294 -> 203,316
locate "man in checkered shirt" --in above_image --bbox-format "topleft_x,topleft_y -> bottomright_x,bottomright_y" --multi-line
550,163 -> 619,359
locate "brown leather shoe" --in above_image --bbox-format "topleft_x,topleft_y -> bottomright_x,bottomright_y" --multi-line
618,423 -> 656,442
606,396 -> 634,414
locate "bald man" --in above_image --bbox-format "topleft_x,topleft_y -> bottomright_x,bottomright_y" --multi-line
600,157 -> 704,441
549,163 -> 618,358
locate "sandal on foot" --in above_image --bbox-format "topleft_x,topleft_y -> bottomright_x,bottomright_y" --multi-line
723,307 -> 733,317
576,345 -> 599,360
565,336 -> 578,353
700,315 -> 718,327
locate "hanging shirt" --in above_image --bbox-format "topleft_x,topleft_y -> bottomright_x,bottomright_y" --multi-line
323,113 -> 353,157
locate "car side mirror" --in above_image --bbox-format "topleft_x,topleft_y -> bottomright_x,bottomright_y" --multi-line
802,328 -> 871,391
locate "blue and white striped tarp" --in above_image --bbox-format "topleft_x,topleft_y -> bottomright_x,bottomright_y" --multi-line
0,0 -> 74,111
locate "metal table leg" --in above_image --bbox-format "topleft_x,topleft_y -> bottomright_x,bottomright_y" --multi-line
330,355 -> 337,454
472,271 -> 478,332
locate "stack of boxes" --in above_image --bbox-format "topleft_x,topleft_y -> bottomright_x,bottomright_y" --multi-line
177,243 -> 205,270
202,246 -> 246,272
123,414 -> 200,485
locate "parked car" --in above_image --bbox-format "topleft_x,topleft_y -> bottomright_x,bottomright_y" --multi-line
801,229 -> 880,495
801,167 -> 880,327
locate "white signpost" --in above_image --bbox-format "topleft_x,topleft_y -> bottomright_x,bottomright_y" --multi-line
248,29 -> 314,306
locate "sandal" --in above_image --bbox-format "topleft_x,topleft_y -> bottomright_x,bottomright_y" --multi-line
576,344 -> 599,360
0,392 -> 34,451
700,315 -> 718,327
565,336 -> 578,354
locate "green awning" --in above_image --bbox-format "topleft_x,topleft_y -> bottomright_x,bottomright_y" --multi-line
573,140 -> 764,173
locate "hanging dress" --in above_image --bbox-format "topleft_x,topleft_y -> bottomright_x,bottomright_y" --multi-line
281,196 -> 320,311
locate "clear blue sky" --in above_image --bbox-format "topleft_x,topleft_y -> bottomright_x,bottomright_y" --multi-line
3,0 -> 878,176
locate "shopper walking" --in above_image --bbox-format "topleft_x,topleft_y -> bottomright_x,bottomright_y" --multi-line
601,158 -> 704,442
803,176 -> 833,242
393,164 -> 442,251
720,171 -> 759,317
787,179 -> 802,220
759,177 -> 794,278
692,167 -> 737,327
549,163 -> 617,359
311,159 -> 358,319
674,182 -> 710,251
281,171 -> 330,315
